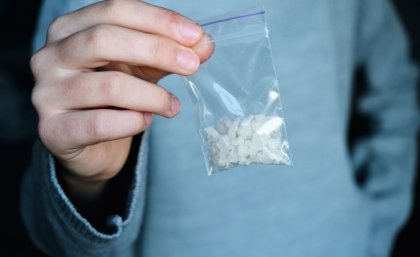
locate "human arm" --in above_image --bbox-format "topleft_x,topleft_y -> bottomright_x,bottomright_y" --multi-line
21,0 -> 213,256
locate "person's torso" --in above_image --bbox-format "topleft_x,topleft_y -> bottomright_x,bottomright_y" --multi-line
140,1 -> 371,257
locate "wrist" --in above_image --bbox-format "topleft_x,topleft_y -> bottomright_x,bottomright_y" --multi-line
56,160 -> 108,203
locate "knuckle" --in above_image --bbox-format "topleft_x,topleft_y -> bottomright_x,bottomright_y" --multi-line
85,25 -> 110,50
89,112 -> 108,139
148,37 -> 166,61
62,77 -> 88,103
31,86 -> 47,111
30,50 -> 46,77
105,0 -> 130,7
47,16 -> 64,41
100,72 -> 124,100
31,87 -> 56,122
161,11 -> 179,32
104,0 -> 133,22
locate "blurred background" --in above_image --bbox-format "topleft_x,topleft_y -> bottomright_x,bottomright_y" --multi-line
0,0 -> 418,256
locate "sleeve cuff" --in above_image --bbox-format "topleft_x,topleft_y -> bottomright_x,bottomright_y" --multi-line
21,130 -> 150,255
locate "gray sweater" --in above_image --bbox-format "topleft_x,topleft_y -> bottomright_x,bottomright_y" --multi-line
22,0 -> 419,256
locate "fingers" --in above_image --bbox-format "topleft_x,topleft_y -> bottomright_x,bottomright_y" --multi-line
30,0 -> 216,179
37,71 -> 180,118
127,34 -> 215,82
193,34 -> 215,64
40,109 -> 152,150
51,24 -> 200,75
47,0 -> 203,46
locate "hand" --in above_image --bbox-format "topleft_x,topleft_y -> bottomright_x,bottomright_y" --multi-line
30,0 -> 214,198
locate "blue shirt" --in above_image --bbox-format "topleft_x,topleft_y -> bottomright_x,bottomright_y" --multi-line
22,0 -> 419,257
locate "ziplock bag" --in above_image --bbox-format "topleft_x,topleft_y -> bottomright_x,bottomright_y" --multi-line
183,7 -> 291,175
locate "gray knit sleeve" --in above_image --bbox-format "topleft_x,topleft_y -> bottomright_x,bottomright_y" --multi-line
21,131 -> 149,257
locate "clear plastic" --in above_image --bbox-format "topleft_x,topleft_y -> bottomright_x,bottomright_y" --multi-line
183,7 -> 291,175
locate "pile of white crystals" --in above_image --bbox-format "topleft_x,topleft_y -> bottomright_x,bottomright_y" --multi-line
204,114 -> 289,170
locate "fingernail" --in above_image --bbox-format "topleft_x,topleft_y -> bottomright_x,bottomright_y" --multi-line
178,21 -> 202,41
144,112 -> 153,124
177,50 -> 199,71
171,94 -> 180,114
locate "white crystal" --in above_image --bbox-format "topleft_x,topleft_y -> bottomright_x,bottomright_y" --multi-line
204,114 -> 288,170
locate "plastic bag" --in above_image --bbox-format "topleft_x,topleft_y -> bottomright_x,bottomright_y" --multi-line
183,7 -> 291,175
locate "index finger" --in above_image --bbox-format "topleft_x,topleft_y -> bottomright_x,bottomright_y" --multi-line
47,0 -> 203,46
